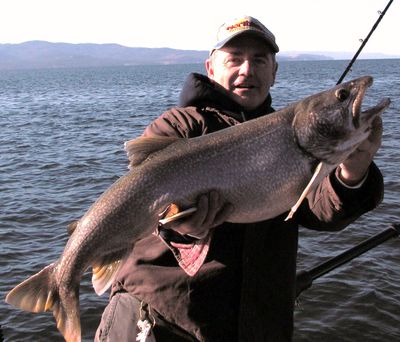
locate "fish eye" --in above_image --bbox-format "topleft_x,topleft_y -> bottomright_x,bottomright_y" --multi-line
335,88 -> 350,102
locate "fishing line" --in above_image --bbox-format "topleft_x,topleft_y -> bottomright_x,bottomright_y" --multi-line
336,0 -> 394,84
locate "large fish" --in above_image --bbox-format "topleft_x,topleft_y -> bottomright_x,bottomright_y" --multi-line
5,76 -> 390,342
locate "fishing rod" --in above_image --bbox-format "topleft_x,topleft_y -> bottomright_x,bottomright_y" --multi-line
296,223 -> 400,297
336,0 -> 394,84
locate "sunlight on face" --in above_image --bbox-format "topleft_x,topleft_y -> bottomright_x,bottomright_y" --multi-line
206,34 -> 277,111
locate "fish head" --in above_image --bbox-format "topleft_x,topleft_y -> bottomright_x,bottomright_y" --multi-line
293,76 -> 390,165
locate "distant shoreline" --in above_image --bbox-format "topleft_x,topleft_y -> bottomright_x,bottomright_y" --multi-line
0,41 -> 399,70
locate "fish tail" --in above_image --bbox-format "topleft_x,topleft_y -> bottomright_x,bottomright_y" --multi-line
53,289 -> 81,342
5,263 -> 81,342
5,264 -> 57,313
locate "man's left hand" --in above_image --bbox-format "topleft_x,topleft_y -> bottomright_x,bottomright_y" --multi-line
338,116 -> 383,186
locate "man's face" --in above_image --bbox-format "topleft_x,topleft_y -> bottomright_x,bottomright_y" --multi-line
206,34 -> 277,111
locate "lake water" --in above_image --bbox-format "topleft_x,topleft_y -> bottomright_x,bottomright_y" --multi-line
0,59 -> 399,341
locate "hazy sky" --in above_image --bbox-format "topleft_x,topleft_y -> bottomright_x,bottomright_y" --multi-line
0,0 -> 398,55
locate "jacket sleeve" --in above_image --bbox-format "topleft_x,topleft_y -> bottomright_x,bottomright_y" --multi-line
142,107 -> 206,138
297,162 -> 384,231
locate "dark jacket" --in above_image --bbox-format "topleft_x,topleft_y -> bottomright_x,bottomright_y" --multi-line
109,73 -> 384,342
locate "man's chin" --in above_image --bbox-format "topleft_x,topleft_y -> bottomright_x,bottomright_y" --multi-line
232,92 -> 263,110
235,98 -> 262,111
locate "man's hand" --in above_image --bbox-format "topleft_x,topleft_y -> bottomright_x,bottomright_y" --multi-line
338,117 -> 383,186
161,191 -> 234,239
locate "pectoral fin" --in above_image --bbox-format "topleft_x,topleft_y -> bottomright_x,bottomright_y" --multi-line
285,162 -> 328,221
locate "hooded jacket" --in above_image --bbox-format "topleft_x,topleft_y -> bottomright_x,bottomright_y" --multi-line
110,73 -> 384,342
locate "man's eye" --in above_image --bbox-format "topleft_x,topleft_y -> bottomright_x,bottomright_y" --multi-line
254,58 -> 268,65
226,58 -> 241,66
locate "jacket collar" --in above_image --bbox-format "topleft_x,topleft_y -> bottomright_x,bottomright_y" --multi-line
178,73 -> 274,122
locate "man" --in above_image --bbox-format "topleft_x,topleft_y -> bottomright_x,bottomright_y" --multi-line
95,16 -> 383,341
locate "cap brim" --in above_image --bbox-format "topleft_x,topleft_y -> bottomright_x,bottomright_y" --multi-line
211,30 -> 279,54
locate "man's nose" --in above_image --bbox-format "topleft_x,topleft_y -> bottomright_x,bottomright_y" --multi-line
239,60 -> 254,76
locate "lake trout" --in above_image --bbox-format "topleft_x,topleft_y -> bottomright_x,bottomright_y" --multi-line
5,76 -> 390,342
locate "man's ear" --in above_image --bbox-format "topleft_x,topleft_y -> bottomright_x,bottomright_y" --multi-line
205,58 -> 214,78
272,62 -> 278,86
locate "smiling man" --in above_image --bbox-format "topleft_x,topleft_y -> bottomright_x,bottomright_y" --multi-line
95,15 -> 383,342
206,33 -> 278,111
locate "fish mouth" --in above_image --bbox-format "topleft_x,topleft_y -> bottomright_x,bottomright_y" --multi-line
352,77 -> 390,126
360,97 -> 391,122
351,77 -> 372,126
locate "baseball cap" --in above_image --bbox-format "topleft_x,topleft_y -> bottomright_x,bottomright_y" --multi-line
210,16 -> 279,55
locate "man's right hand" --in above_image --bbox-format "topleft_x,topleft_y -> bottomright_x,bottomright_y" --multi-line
161,191 -> 234,239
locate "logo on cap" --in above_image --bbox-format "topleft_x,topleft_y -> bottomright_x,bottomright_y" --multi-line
225,18 -> 264,34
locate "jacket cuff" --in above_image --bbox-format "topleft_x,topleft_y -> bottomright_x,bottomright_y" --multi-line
330,162 -> 384,211
334,166 -> 369,189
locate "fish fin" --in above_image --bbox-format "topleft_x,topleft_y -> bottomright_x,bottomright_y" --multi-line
285,162 -> 328,221
159,206 -> 198,225
5,263 -> 57,313
164,203 -> 181,217
92,249 -> 128,296
5,263 -> 82,342
124,136 -> 180,169
67,221 -> 79,235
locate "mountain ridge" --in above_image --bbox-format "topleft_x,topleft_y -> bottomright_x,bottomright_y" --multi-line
0,41 -> 398,70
